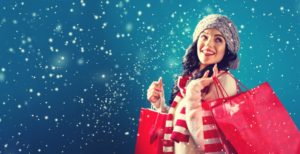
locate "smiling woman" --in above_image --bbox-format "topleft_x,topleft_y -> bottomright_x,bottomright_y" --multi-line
197,29 -> 227,69
145,14 -> 240,154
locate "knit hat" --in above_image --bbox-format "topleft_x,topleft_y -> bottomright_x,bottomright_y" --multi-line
193,14 -> 240,53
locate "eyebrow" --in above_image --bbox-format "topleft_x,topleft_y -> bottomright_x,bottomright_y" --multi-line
201,32 -> 225,39
215,34 -> 225,39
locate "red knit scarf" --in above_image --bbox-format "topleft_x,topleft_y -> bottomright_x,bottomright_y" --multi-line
162,75 -> 229,154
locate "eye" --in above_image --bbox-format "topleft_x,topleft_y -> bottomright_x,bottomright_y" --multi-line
215,37 -> 223,43
199,34 -> 208,41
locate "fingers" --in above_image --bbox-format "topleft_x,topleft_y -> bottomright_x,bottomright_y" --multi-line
158,77 -> 164,93
148,78 -> 162,88
213,63 -> 218,77
204,70 -> 209,77
149,81 -> 160,90
203,70 -> 210,78
147,77 -> 164,103
198,69 -> 213,89
213,63 -> 226,77
147,87 -> 161,100
147,88 -> 162,97
147,87 -> 162,93
158,77 -> 165,97
158,77 -> 162,86
218,70 -> 226,76
203,64 -> 220,79
149,95 -> 160,103
147,89 -> 161,102
150,77 -> 163,89
152,81 -> 160,87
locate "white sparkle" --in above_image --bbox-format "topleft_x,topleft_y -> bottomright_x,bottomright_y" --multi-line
137,11 -> 142,16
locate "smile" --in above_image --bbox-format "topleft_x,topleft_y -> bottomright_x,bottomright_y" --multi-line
202,50 -> 216,56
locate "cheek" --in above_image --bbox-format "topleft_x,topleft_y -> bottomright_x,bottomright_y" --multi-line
216,48 -> 226,60
197,42 -> 204,52
217,44 -> 226,53
217,52 -> 225,60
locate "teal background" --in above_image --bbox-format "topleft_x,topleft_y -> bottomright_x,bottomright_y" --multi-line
0,0 -> 299,153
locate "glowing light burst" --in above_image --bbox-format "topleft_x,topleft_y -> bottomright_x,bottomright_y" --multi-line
50,53 -> 70,69
77,58 -> 85,65
92,72 -> 108,83
125,22 -> 133,32
54,24 -> 63,33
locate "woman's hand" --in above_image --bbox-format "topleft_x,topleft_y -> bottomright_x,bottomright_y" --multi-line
147,77 -> 165,110
185,64 -> 224,104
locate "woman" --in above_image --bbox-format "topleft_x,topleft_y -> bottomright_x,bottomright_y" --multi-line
147,14 -> 240,153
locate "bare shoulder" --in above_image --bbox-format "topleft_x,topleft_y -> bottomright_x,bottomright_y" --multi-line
216,72 -> 238,97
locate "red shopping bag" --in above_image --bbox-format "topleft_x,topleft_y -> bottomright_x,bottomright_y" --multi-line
135,108 -> 167,154
203,74 -> 300,154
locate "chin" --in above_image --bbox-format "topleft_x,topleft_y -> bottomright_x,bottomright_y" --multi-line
199,57 -> 221,65
199,59 -> 213,65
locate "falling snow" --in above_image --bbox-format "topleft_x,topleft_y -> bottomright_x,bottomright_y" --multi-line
0,0 -> 299,154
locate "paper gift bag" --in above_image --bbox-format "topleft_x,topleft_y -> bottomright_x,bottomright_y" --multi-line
203,74 -> 300,154
135,108 -> 167,154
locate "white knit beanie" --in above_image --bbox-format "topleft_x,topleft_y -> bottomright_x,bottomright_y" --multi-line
193,14 -> 240,53
193,14 -> 240,68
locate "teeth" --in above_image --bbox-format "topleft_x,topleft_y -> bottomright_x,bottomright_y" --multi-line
203,50 -> 215,55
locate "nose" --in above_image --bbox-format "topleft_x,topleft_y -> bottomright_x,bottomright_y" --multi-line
204,37 -> 214,47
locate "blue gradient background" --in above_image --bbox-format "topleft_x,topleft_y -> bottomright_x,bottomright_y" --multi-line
0,0 -> 299,153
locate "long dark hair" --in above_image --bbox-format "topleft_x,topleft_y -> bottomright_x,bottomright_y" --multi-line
168,39 -> 237,105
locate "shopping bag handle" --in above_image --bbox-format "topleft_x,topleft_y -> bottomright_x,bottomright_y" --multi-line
149,94 -> 167,143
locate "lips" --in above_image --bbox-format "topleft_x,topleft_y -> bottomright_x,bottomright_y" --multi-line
201,48 -> 216,56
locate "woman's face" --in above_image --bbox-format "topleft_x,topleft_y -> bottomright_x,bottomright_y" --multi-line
197,28 -> 226,69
